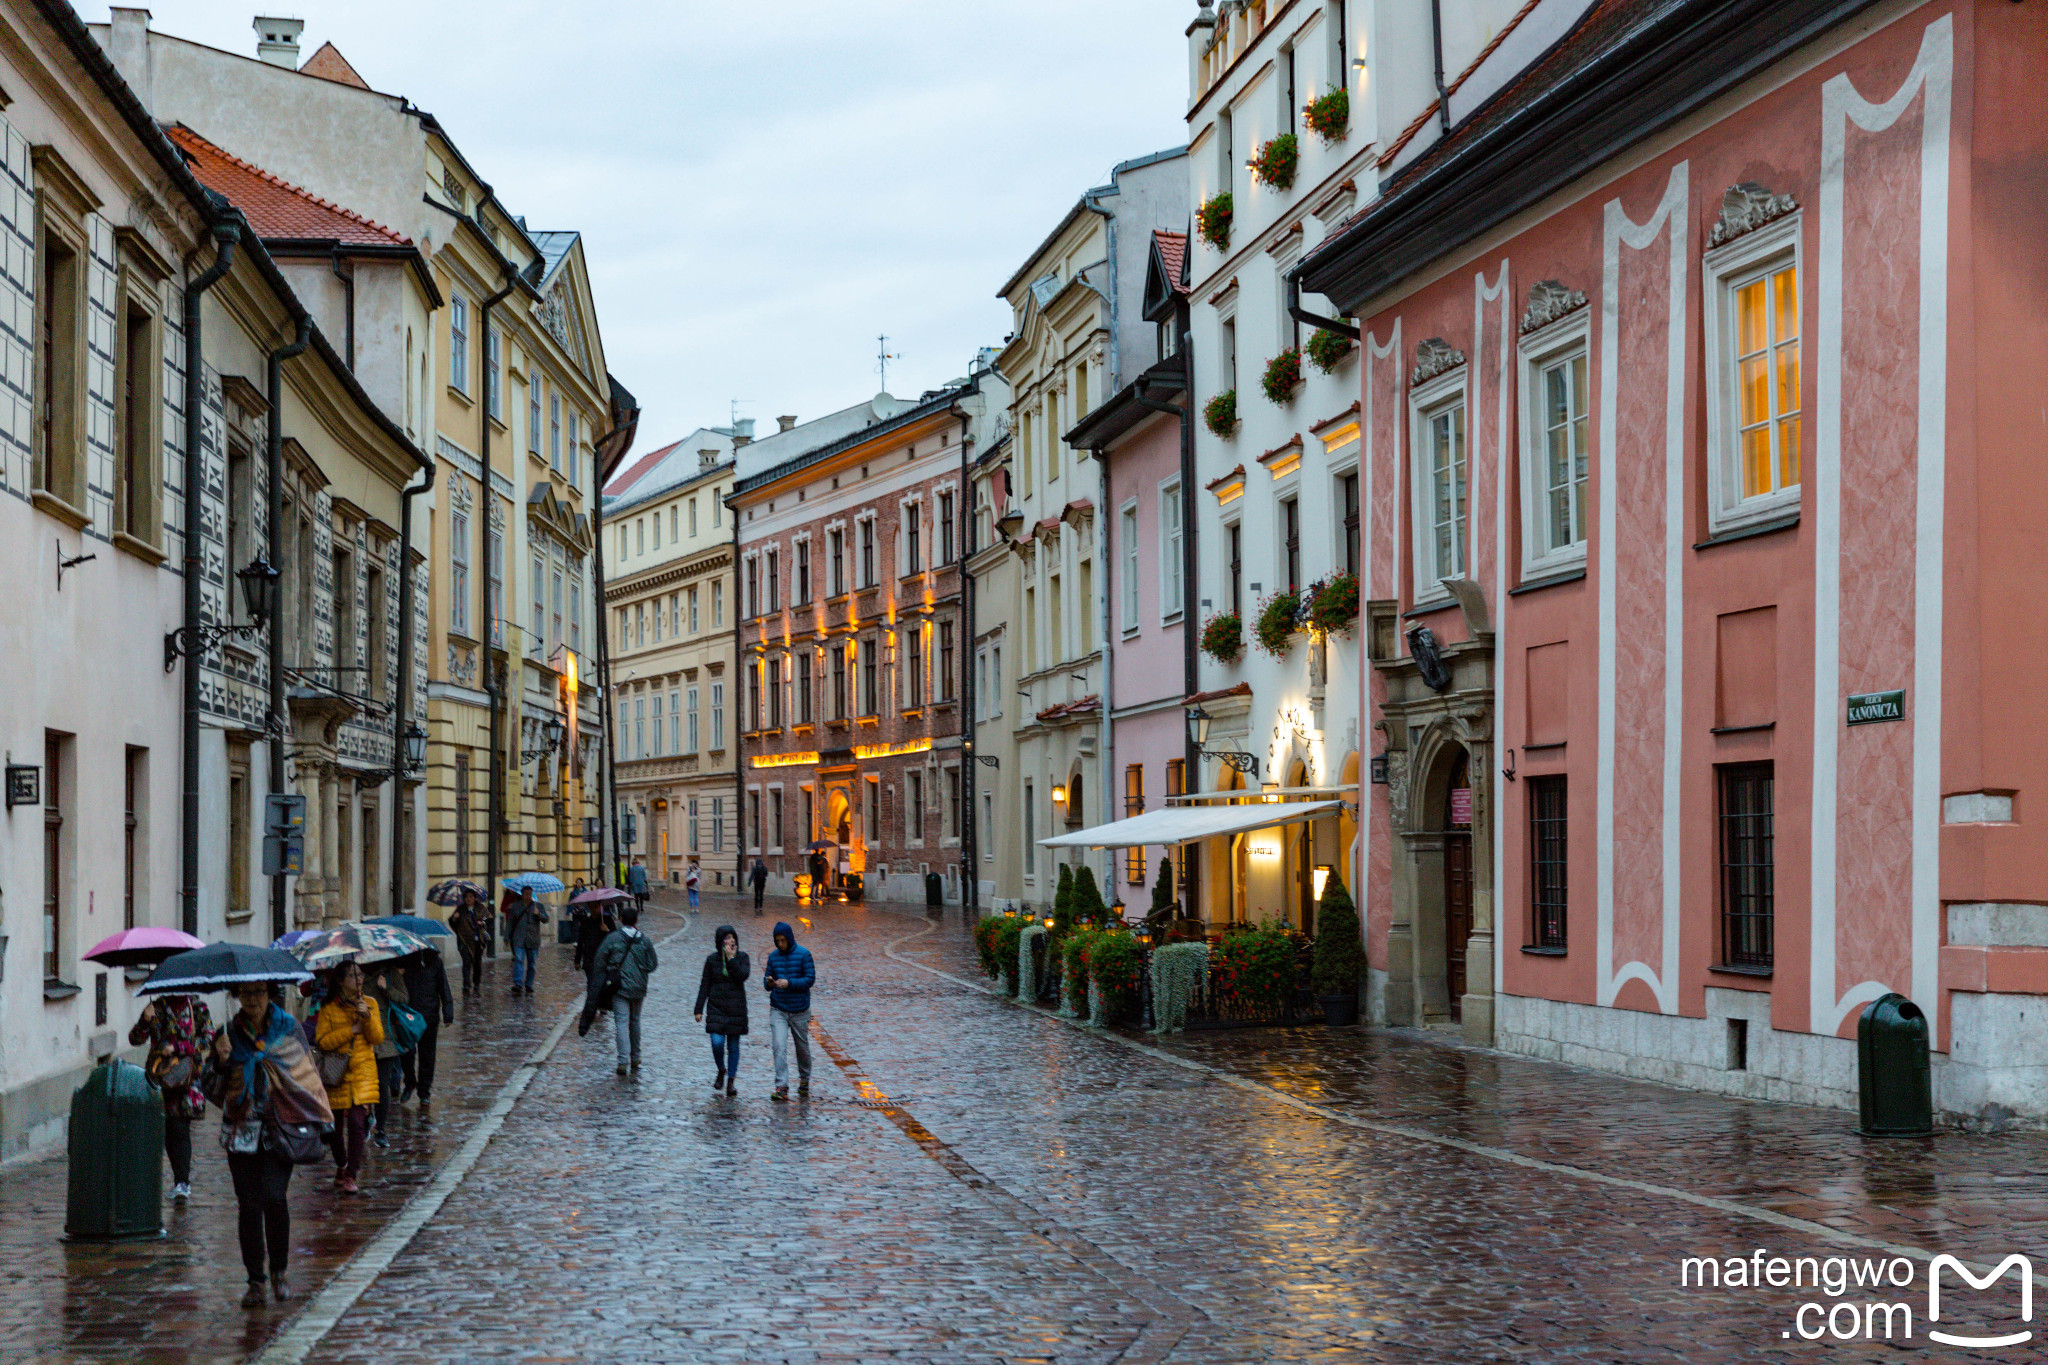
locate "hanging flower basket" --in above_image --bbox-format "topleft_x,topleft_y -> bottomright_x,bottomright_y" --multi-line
1200,612 -> 1244,664
1254,589 -> 1303,657
1305,327 -> 1354,373
1303,88 -> 1350,144
1197,192 -> 1233,249
1249,133 -> 1299,191
1305,572 -> 1360,634
1203,390 -> 1238,437
1261,349 -> 1303,404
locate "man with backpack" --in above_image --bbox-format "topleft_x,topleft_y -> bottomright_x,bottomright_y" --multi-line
763,920 -> 816,1101
592,904 -> 660,1075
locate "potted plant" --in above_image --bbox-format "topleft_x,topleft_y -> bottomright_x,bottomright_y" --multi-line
1088,928 -> 1144,1026
1060,924 -> 1101,1017
1249,133 -> 1299,191
1303,87 -> 1350,143
1306,572 -> 1360,634
1305,327 -> 1354,373
1203,390 -> 1238,437
1210,921 -> 1295,1015
1261,348 -> 1303,404
1200,612 -> 1244,663
1197,191 -> 1233,249
1254,589 -> 1303,657
1311,873 -> 1364,1025
991,913 -> 1028,997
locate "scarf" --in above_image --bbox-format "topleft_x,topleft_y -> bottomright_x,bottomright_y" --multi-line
228,1002 -> 297,1118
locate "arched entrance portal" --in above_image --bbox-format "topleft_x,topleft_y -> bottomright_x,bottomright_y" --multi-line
1440,750 -> 1473,1021
826,786 -> 861,875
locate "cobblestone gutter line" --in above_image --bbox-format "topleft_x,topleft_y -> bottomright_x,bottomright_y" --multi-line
879,910 -> 2038,1290
253,919 -> 699,1365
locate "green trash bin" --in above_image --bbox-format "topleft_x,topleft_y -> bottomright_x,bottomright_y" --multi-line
1857,993 -> 1934,1138
64,1059 -> 164,1241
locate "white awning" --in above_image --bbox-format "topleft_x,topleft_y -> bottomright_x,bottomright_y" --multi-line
1036,799 -> 1346,849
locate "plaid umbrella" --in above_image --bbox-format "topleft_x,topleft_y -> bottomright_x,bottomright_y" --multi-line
286,922 -> 431,972
425,879 -> 486,907
502,872 -> 565,896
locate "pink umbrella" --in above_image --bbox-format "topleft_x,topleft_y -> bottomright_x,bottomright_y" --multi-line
569,887 -> 633,905
84,927 -> 207,969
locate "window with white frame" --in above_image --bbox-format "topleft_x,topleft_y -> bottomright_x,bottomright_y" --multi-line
710,681 -> 725,749
449,295 -> 469,394
485,326 -> 501,419
1703,213 -> 1802,535
450,506 -> 471,636
1159,480 -> 1183,618
1517,309 -> 1591,576
687,686 -> 700,751
1120,501 -> 1141,632
1409,369 -> 1468,605
485,518 -> 503,647
528,376 -> 541,454
549,393 -> 562,471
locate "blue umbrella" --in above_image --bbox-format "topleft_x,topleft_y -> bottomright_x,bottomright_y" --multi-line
365,914 -> 452,938
271,930 -> 321,950
502,872 -> 565,895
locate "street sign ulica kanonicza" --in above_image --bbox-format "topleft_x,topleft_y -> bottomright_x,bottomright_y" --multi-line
1847,690 -> 1906,726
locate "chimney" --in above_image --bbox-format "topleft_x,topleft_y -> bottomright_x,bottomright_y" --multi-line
107,9 -> 153,110
253,15 -> 304,68
698,448 -> 721,471
777,415 -> 798,433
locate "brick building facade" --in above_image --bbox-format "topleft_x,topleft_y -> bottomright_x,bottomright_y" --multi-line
731,369 -> 1004,904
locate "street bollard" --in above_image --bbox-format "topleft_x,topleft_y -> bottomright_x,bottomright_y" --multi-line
64,1059 -> 164,1241
1857,993 -> 1934,1138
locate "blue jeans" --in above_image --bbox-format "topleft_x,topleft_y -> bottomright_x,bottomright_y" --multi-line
688,887 -> 700,909
510,945 -> 537,990
709,1033 -> 739,1077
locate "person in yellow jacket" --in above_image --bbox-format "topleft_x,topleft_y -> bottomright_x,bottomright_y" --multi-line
314,962 -> 384,1194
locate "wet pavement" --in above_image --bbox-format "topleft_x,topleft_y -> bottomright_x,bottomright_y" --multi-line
6,896 -> 2046,1363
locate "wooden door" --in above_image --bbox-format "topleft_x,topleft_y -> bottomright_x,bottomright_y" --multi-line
1444,831 -> 1473,1020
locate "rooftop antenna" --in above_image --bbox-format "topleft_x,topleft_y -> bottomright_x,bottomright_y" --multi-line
876,335 -> 902,392
729,399 -> 748,428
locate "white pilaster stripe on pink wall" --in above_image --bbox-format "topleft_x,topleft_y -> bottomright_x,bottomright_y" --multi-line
1363,322 -> 1400,931
1596,160 -> 1689,1014
1476,261 -> 1511,997
1811,14 -> 1951,1045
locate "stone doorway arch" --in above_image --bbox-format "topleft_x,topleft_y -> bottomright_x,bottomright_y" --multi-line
1386,715 -> 1497,1039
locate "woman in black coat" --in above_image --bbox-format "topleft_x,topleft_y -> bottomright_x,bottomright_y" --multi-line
692,925 -> 749,1097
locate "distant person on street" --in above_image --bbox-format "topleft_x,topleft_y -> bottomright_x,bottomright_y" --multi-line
449,888 -> 487,995
808,849 -> 828,901
365,966 -> 411,1147
400,945 -> 455,1104
693,924 -> 749,1097
628,857 -> 650,913
129,993 -> 215,1202
202,983 -> 303,1307
314,962 -> 384,1195
594,904 -> 660,1075
573,900 -> 606,974
505,890 -> 549,996
686,860 -> 702,911
750,857 -> 769,914
763,920 -> 815,1101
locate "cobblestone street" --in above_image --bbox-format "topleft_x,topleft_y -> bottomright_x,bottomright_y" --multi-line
6,895 -> 2046,1363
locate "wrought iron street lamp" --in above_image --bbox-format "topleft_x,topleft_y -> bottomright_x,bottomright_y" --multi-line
1184,706 -> 1259,777
522,715 -> 566,764
354,721 -> 427,790
164,556 -> 280,671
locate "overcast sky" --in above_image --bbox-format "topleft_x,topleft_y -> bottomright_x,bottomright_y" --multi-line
80,2 -> 1192,451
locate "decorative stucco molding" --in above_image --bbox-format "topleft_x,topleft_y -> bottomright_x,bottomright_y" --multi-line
1709,181 -> 1798,248
1411,337 -> 1466,385
1520,280 -> 1588,333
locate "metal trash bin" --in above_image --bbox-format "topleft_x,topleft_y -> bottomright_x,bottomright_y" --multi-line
64,1059 -> 164,1241
925,872 -> 943,908
1857,993 -> 1934,1137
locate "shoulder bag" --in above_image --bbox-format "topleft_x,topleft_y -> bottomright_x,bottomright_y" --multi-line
316,1041 -> 352,1089
264,1113 -> 329,1165
386,1000 -> 428,1053
147,1050 -> 196,1094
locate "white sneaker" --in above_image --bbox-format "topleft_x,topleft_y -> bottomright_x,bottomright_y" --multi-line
171,1183 -> 190,1202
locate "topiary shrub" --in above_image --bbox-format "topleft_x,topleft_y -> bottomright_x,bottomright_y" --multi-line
973,914 -> 1005,981
1255,589 -> 1303,657
1306,327 -> 1354,373
1203,390 -> 1237,438
1150,941 -> 1210,1033
1311,874 -> 1364,998
1072,864 -> 1108,923
1261,348 -> 1303,404
1150,859 -> 1176,916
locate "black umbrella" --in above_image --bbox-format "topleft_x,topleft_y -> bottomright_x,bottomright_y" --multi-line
804,840 -> 837,852
138,941 -> 314,995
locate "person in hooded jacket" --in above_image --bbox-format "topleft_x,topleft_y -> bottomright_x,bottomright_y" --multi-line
762,920 -> 816,1101
592,903 -> 660,1075
693,925 -> 749,1096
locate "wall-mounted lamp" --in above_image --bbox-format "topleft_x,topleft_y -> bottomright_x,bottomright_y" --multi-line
1261,782 -> 1280,804
1313,864 -> 1333,903
165,556 -> 280,672
1185,706 -> 1259,777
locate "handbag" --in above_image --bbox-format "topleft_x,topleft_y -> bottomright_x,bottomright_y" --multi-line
264,1115 -> 329,1165
316,1046 -> 352,1089
147,1050 -> 195,1094
386,1000 -> 427,1053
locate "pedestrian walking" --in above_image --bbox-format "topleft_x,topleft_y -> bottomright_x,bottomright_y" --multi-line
202,983 -> 304,1306
574,901 -> 608,975
762,920 -> 815,1101
365,966 -> 410,1146
750,857 -> 769,914
592,904 -> 659,1076
448,888 -> 487,995
313,962 -> 383,1194
628,857 -> 649,914
128,993 -> 215,1202
685,860 -> 702,911
693,925 -> 749,1097
504,890 -> 549,995
400,945 -> 455,1103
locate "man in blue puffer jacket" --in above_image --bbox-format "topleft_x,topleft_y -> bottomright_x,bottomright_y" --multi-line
763,921 -> 816,1101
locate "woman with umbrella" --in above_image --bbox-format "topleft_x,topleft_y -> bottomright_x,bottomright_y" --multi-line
442,883 -> 488,995
92,928 -> 209,1202
313,962 -> 384,1194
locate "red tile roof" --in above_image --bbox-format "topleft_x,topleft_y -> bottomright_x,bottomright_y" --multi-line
603,438 -> 685,497
1185,682 -> 1251,705
1036,694 -> 1101,723
166,125 -> 409,248
298,42 -> 370,91
1154,230 -> 1189,295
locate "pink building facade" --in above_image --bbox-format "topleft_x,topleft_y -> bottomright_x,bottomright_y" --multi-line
1298,0 -> 2048,1120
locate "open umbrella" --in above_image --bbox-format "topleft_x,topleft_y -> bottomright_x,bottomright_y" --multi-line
365,913 -> 452,938
426,879 -> 486,907
803,839 -> 837,852
83,927 -> 207,969
287,923 -> 431,972
502,872 -> 565,896
568,887 -> 632,906
139,942 -> 313,995
271,929 -> 321,951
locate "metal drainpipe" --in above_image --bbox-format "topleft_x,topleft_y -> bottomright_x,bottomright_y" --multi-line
591,461 -> 618,886
730,489 -> 743,890
477,273 -> 516,908
389,462 -> 433,912
264,313 -> 312,943
180,220 -> 240,938
956,399 -> 978,914
1134,368 -> 1191,915
1431,0 -> 1453,136
1078,191 -> 1120,896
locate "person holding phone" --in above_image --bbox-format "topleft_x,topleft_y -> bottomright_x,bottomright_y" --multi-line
693,925 -> 749,1096
313,962 -> 383,1194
